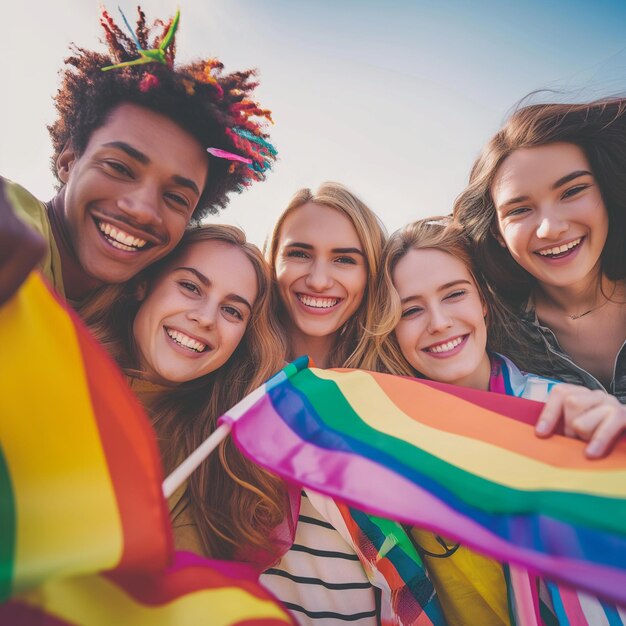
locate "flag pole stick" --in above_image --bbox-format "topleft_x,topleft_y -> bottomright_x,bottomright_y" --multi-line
162,422 -> 232,498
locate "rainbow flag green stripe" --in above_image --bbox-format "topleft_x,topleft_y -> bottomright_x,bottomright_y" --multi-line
0,446 -> 15,600
222,358 -> 626,606
288,368 -> 626,533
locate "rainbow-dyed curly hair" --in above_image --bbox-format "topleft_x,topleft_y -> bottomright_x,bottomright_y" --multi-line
48,7 -> 277,221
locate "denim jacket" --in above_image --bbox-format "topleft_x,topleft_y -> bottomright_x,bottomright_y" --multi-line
518,305 -> 626,404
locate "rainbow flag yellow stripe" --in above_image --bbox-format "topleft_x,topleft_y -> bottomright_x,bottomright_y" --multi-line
0,273 -> 171,600
2,553 -> 294,625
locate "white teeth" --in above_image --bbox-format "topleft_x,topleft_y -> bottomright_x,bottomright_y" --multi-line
166,328 -> 207,353
97,220 -> 148,250
537,237 -> 582,257
298,294 -> 339,309
425,336 -> 464,354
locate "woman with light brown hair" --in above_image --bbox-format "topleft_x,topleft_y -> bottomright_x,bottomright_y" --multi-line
454,98 -> 626,413
80,224 -> 289,566
261,182 -> 393,625
362,216 -> 623,625
265,181 -> 386,369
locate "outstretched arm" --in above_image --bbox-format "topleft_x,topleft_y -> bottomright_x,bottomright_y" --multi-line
535,384 -> 626,458
0,178 -> 46,306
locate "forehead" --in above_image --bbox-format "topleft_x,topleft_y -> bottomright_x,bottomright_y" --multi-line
169,240 -> 258,299
279,202 -> 362,248
393,248 -> 474,296
85,103 -> 209,184
491,142 -> 591,202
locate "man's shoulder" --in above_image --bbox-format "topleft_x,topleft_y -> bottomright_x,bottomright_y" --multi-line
2,177 -> 49,236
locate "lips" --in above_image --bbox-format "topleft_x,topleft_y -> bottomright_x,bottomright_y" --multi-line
95,218 -> 150,252
423,334 -> 467,354
296,293 -> 341,309
535,236 -> 583,258
164,326 -> 210,353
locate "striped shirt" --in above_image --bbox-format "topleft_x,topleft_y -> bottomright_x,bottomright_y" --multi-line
261,491 -> 379,625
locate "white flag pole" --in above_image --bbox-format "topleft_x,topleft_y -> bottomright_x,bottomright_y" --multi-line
161,381 -> 271,499
162,422 -> 232,498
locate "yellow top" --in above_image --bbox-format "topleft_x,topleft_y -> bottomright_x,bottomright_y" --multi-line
127,376 -> 208,557
411,529 -> 511,626
5,178 -> 65,298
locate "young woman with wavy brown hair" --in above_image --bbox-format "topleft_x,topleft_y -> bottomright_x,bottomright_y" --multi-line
454,98 -> 626,405
80,224 -> 288,565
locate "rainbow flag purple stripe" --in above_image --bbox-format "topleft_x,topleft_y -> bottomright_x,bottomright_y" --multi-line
220,357 -> 626,608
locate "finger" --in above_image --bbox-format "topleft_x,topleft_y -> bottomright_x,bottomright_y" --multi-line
535,385 -> 580,436
569,405 -> 610,440
586,415 -> 626,459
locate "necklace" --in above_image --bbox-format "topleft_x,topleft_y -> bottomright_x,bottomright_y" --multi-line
568,296 -> 610,320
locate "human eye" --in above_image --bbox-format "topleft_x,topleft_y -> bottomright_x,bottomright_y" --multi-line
223,305 -> 244,321
335,255 -> 358,265
401,305 -> 423,318
444,289 -> 466,300
165,191 -> 191,211
562,184 -> 589,200
178,280 -> 200,295
505,206 -> 530,218
104,160 -> 133,177
285,249 -> 310,259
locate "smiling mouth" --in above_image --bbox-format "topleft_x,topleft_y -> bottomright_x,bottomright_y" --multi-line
423,335 -> 467,354
535,237 -> 583,259
96,219 -> 149,252
165,327 -> 209,353
297,294 -> 340,309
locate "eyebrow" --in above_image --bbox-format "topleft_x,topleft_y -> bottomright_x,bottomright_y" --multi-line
400,279 -> 471,304
103,141 -> 200,196
175,267 -> 252,311
285,242 -> 364,256
497,170 -> 593,209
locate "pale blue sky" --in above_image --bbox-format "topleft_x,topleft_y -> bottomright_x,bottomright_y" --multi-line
2,1 -> 625,245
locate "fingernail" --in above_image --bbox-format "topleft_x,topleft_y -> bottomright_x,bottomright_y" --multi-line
535,421 -> 549,435
586,442 -> 602,457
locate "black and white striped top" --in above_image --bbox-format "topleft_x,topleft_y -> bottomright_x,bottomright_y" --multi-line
260,491 -> 379,625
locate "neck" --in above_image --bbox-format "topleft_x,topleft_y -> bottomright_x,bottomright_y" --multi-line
453,351 -> 492,391
287,325 -> 337,369
533,264 -> 610,315
47,190 -> 103,301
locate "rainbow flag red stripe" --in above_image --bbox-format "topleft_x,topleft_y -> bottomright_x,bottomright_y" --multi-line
221,357 -> 626,607
2,552 -> 294,625
0,273 -> 171,599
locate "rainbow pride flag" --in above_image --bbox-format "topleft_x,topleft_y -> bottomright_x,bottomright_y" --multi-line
0,272 -> 171,600
220,357 -> 626,608
2,553 -> 294,625
0,273 -> 294,624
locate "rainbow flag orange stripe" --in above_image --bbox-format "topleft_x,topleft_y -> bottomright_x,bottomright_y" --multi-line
221,358 -> 626,607
0,273 -> 171,600
2,552 -> 294,625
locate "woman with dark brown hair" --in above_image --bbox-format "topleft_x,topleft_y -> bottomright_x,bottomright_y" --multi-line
454,98 -> 626,443
80,224 -> 288,566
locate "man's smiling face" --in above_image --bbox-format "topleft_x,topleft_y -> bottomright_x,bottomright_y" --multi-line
56,103 -> 209,284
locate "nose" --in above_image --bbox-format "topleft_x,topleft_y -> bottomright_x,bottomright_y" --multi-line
427,305 -> 453,334
187,301 -> 217,329
117,185 -> 164,228
536,209 -> 568,240
305,260 -> 334,291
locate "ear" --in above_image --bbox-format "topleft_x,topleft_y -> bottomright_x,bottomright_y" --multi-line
135,280 -> 148,302
56,142 -> 77,184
